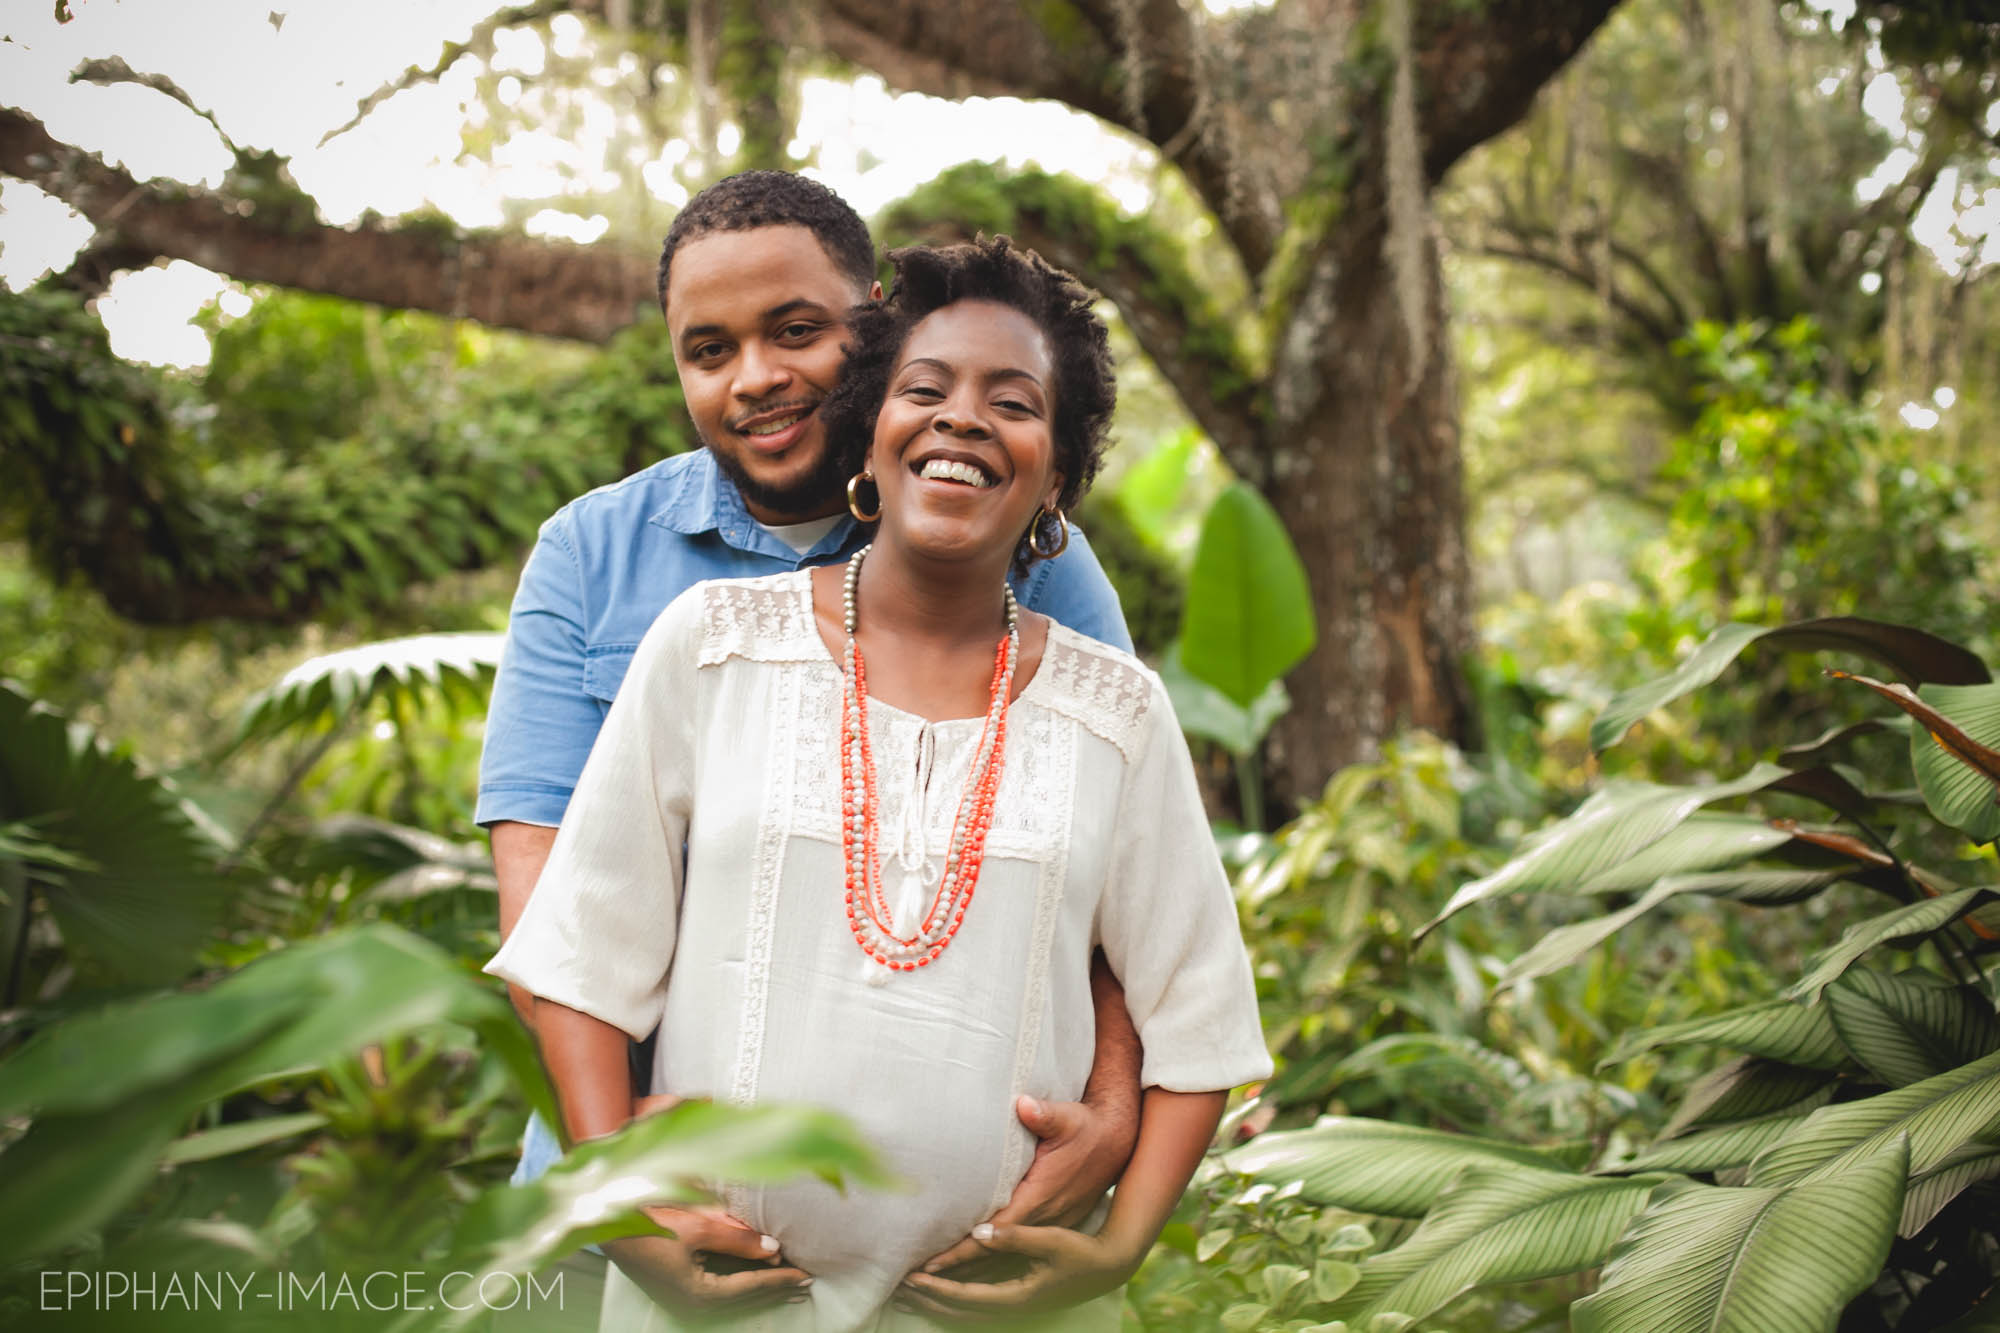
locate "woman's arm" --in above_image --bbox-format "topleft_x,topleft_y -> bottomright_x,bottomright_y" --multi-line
897,1086 -> 1225,1316
533,999 -> 812,1312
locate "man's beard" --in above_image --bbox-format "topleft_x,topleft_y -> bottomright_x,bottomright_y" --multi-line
703,422 -> 854,522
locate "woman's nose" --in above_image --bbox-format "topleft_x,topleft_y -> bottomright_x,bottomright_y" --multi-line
932,402 -> 988,437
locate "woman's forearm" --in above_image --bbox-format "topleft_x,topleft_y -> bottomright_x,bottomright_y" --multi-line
1098,1087 -> 1226,1263
534,998 -> 638,1145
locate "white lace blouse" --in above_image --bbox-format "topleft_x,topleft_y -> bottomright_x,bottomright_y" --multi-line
487,571 -> 1271,1332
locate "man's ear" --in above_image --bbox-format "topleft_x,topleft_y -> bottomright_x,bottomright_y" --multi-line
869,280 -> 885,301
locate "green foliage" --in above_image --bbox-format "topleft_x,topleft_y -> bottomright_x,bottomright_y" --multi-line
1236,617 -> 2000,1329
1180,483 -> 1317,713
1665,320 -> 1988,647
0,284 -> 685,626
0,681 -> 228,996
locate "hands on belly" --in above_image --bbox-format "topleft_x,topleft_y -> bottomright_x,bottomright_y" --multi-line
605,1094 -> 815,1319
604,1203 -> 813,1319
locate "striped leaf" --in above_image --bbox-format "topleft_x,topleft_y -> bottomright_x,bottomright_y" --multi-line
1573,1134 -> 1908,1333
1787,887 -> 1993,1002
1422,765 -> 1795,936
1330,1167 -> 1665,1325
1225,1118 -> 1570,1218
1899,1143 -> 2000,1237
1620,1102 -> 1830,1176
1748,1048 -> 2000,1187
1501,868 -> 1854,992
1825,969 -> 2000,1088
1565,815 -> 1797,896
1910,683 -> 2000,844
1601,998 -> 1847,1072
1662,1057 -> 1842,1139
1592,618 -> 1988,754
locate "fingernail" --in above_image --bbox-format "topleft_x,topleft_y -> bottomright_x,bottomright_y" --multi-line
922,1260 -> 940,1274
760,1234 -> 779,1253
972,1222 -> 994,1243
1021,1095 -> 1042,1115
798,1277 -> 813,1288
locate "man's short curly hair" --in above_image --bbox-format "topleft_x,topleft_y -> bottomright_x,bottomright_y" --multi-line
656,171 -> 876,309
821,236 -> 1116,565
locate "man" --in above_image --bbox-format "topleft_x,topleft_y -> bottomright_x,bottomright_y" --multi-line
479,171 -> 1143,1316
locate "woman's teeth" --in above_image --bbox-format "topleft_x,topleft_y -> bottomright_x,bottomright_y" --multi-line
744,410 -> 807,437
918,458 -> 995,488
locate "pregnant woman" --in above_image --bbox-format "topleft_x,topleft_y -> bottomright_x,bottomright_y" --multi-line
488,236 -> 1270,1331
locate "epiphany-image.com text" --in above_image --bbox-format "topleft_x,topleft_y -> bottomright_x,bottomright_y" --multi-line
39,1269 -> 564,1316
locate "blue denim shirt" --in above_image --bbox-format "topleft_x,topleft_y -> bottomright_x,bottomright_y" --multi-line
479,448 -> 1132,1181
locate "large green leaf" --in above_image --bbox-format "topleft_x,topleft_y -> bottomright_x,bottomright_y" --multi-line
1660,1057 -> 1840,1139
1748,1048 -> 2000,1187
1422,765 -> 1795,936
1825,968 -> 2000,1088
1114,425 -> 1201,553
1787,887 -> 1994,1002
1566,814 -> 1798,895
1591,618 -> 1988,754
232,632 -> 503,751
1328,1167 -> 1665,1326
1178,482 -> 1316,709
1910,683 -> 2000,844
1499,868 -> 1853,992
0,925 -> 557,1265
419,1101 -> 890,1331
1601,998 -> 1848,1073
0,682 -> 228,985
1159,642 -> 1291,758
1899,1142 -> 2000,1236
1620,1104 -> 1828,1175
1573,1134 -> 1908,1333
1224,1118 -> 1570,1218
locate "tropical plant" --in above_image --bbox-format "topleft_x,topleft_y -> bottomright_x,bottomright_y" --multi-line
0,924 -> 883,1331
1229,616 -> 2000,1331
1163,481 -> 1318,830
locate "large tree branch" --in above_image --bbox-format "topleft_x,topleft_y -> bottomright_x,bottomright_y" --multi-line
0,107 -> 656,343
1414,0 -> 1622,182
879,163 -> 1263,473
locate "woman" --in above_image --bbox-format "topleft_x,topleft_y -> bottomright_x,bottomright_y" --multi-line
488,238 -> 1270,1331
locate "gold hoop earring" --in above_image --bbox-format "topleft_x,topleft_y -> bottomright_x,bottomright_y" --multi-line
846,471 -> 881,523
1026,507 -> 1068,559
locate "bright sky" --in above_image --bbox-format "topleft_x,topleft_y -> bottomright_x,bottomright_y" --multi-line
0,0 -> 1166,365
0,0 -> 1989,378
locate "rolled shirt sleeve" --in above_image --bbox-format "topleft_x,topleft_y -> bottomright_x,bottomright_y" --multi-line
484,588 -> 702,1040
1095,677 -> 1273,1093
476,517 -> 605,828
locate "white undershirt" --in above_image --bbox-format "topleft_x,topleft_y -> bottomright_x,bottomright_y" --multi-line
756,514 -> 842,554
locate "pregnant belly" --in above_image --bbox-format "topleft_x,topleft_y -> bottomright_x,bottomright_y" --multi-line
742,1081 -> 1029,1282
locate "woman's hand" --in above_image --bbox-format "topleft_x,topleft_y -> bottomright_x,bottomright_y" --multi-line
604,1204 -> 811,1320
896,1222 -> 1139,1321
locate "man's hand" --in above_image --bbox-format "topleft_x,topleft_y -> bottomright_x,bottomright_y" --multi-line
604,1205 -> 810,1320
899,1222 -> 1137,1322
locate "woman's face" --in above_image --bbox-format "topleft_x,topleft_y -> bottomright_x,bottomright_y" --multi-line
867,299 -> 1064,568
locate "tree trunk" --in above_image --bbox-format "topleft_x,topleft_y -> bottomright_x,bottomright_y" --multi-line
1262,212 -> 1475,804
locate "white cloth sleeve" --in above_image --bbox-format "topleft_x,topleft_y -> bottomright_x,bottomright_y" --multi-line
1095,678 -> 1274,1093
483,585 -> 702,1040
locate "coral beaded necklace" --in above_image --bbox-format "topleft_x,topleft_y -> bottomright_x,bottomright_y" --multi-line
839,544 -> 1018,973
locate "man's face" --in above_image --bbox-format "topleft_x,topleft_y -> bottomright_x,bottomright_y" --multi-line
665,225 -> 868,524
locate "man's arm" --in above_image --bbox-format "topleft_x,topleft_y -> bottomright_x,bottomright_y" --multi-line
533,999 -> 808,1312
492,821 -> 559,1024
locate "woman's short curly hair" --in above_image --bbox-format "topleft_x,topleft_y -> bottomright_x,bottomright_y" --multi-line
821,236 -> 1116,564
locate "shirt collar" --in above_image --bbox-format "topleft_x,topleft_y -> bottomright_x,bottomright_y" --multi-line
648,449 -> 867,562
